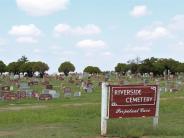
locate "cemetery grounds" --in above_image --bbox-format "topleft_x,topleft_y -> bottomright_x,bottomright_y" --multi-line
0,74 -> 184,138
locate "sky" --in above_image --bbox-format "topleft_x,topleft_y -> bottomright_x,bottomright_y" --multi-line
0,0 -> 184,73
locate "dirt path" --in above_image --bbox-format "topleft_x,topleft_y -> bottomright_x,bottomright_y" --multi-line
161,96 -> 184,100
0,131 -> 16,137
0,105 -> 47,112
0,102 -> 99,112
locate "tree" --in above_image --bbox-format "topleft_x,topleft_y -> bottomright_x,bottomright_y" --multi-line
152,61 -> 165,75
139,57 -> 157,74
58,61 -> 75,76
32,61 -> 49,78
84,66 -> 101,74
7,62 -> 20,74
20,62 -> 34,77
127,57 -> 141,74
18,56 -> 28,63
115,63 -> 127,74
176,63 -> 184,73
0,60 -> 6,74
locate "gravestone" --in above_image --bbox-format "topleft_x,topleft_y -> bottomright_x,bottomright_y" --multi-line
9,74 -> 14,80
3,92 -> 17,101
14,75 -> 19,80
119,80 -> 124,85
25,90 -> 33,97
42,89 -> 60,98
39,94 -> 52,101
83,72 -> 89,78
10,86 -> 14,91
19,82 -> 30,90
78,74 -> 83,79
74,92 -> 81,97
1,86 -> 10,91
32,92 -> 39,99
87,83 -> 93,93
58,76 -> 64,81
32,78 -> 39,85
45,84 -> 53,90
144,79 -> 149,85
17,91 -> 26,99
64,87 -> 72,97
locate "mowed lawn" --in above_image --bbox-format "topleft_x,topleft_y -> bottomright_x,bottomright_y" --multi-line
0,79 -> 184,138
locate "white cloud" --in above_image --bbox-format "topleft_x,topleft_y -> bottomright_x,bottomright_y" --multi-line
136,14 -> 184,42
136,26 -> 170,41
9,24 -> 41,43
130,5 -> 150,18
9,24 -> 41,36
16,36 -> 38,43
16,0 -> 69,16
76,39 -> 107,49
168,14 -> 184,31
54,24 -> 101,35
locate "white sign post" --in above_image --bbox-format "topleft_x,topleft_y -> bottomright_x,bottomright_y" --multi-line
153,82 -> 160,128
101,82 -> 108,136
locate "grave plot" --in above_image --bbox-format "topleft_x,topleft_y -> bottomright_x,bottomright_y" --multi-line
45,84 -> 53,90
28,78 -> 39,86
19,82 -> 30,90
42,89 -> 60,98
19,82 -> 33,98
86,83 -> 93,93
64,87 -> 72,97
16,91 -> 26,99
164,80 -> 178,93
57,75 -> 64,81
119,80 -> 124,85
31,92 -> 40,99
143,78 -> 149,85
2,92 -> 17,101
1,86 -> 10,91
74,91 -> 81,97
80,81 -> 87,91
68,77 -> 75,84
39,94 -> 52,101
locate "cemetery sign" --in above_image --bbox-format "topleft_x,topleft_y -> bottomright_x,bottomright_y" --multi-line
101,83 -> 160,136
108,85 -> 157,118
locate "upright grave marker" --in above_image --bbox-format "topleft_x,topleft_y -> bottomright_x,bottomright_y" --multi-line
101,83 -> 160,135
64,87 -> 72,97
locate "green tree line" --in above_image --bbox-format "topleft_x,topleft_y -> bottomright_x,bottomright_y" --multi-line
115,57 -> 184,75
1,56 -> 184,77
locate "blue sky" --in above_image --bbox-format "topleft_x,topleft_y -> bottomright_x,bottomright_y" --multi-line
0,0 -> 184,73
